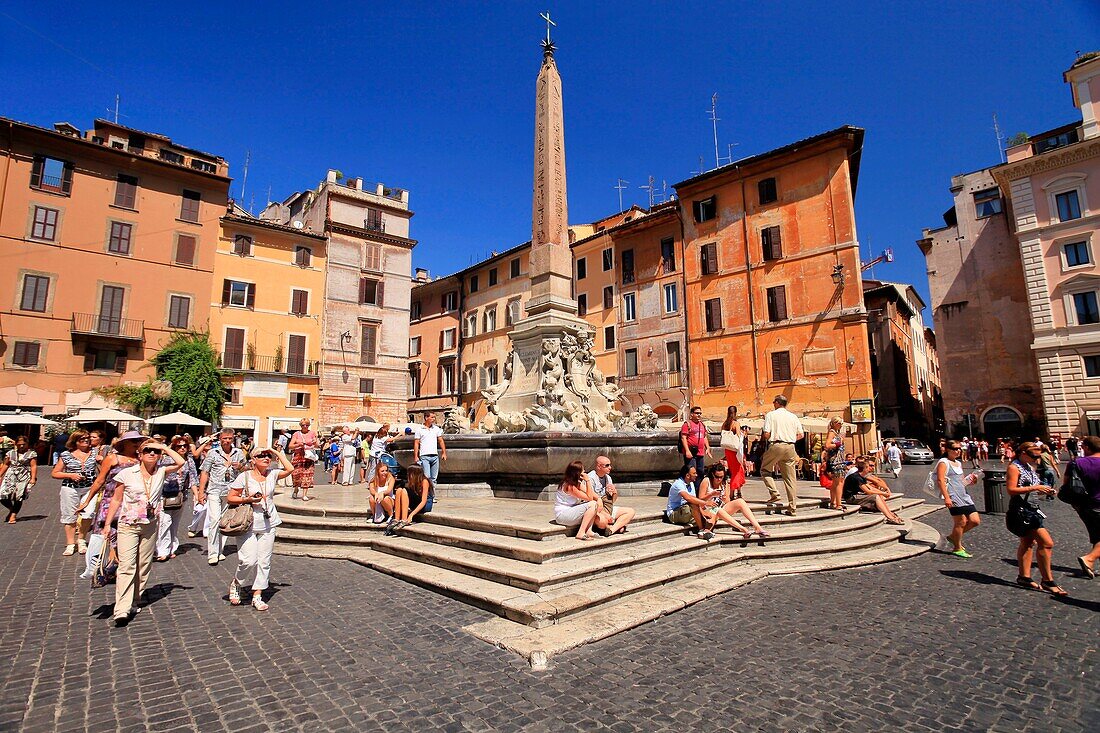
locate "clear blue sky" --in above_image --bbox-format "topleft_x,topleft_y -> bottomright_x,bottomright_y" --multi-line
2,1 -> 1098,308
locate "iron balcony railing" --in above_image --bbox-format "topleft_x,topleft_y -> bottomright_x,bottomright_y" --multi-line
71,312 -> 144,341
618,369 -> 685,391
218,352 -> 320,377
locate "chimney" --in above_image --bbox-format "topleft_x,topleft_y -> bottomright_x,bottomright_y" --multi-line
415,268 -> 430,283
375,183 -> 385,196
326,169 -> 339,183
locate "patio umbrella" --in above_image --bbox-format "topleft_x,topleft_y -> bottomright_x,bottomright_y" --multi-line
67,408 -> 144,423
146,411 -> 211,427
0,413 -> 59,426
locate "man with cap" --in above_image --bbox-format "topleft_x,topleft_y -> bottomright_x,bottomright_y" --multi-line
197,428 -> 246,565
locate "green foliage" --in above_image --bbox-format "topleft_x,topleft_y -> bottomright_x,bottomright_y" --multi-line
1007,132 -> 1029,146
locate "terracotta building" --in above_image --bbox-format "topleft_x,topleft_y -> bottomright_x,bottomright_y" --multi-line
991,52 -> 1100,437
0,117 -> 229,414
407,269 -> 461,422
674,126 -> 876,447
210,208 -> 326,445
263,171 -> 415,427
917,167 -> 1042,439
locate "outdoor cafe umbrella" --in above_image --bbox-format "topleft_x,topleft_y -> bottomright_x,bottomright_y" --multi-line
66,408 -> 144,423
0,413 -> 59,427
146,411 -> 211,427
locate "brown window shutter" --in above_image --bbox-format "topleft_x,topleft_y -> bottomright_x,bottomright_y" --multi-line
30,156 -> 43,188
246,283 -> 256,309
376,281 -> 384,307
221,279 -> 231,305
775,285 -> 787,320
28,342 -> 41,366
61,163 -> 74,195
359,278 -> 368,304
177,235 -> 196,266
287,335 -> 306,373
83,351 -> 95,371
303,393 -> 311,409
772,226 -> 782,258
361,325 -> 377,365
438,331 -> 444,351
114,351 -> 127,372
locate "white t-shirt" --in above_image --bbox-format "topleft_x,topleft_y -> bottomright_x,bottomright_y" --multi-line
587,470 -> 613,497
340,434 -> 358,457
417,425 -> 444,455
114,465 -> 168,525
763,407 -> 803,443
229,468 -> 282,533
370,436 -> 389,458
886,445 -> 902,463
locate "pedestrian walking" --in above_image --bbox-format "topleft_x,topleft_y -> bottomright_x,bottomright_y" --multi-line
413,412 -> 447,485
719,406 -> 748,492
679,406 -> 711,490
822,417 -> 847,511
227,448 -> 292,611
1006,442 -> 1068,596
52,431 -> 97,556
935,440 -> 982,558
1037,444 -> 1061,492
758,395 -> 804,516
1062,435 -> 1100,579
186,437 -> 211,539
197,428 -> 246,566
288,418 -> 319,500
76,432 -> 144,580
885,441 -> 902,479
0,435 -> 37,523
337,426 -> 360,485
156,436 -> 198,561
328,437 -> 341,483
100,440 -> 184,625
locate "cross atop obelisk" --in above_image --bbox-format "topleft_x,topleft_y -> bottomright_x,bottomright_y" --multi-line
539,11 -> 556,56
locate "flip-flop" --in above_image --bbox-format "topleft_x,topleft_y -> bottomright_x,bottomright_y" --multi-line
1016,576 -> 1041,590
1040,580 -> 1069,597
1078,556 -> 1096,579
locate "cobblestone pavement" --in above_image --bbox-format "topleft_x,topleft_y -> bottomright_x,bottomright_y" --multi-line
0,465 -> 1096,732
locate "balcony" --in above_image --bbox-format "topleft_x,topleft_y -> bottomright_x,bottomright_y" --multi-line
71,313 -> 144,342
218,352 -> 320,378
363,216 -> 386,233
618,369 -> 685,391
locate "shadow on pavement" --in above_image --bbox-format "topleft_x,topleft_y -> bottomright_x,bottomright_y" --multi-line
90,582 -> 191,619
999,557 -> 1079,574
7,515 -> 47,522
940,569 -> 1021,588
1052,595 -> 1100,612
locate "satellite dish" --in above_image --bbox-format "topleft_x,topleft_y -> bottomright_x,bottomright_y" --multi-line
292,220 -> 304,229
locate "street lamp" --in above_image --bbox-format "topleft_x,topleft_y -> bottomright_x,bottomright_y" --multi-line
831,264 -> 845,286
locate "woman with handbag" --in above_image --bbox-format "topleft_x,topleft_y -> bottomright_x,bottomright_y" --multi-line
226,448 -> 293,611
719,406 -> 747,492
288,418 -> 318,500
1063,435 -> 1100,578
52,430 -> 97,556
100,440 -> 185,625
822,418 -> 847,511
1006,442 -> 1067,596
156,436 -> 198,561
0,435 -> 37,524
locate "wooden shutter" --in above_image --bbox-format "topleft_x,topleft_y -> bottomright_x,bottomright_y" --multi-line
30,156 -> 43,188
767,285 -> 787,321
376,281 -> 384,307
83,351 -> 96,372
287,335 -> 306,374
116,175 -> 137,208
114,351 -> 127,372
708,359 -> 724,387
291,289 -> 308,315
361,324 -> 377,365
763,226 -> 782,260
61,163 -> 73,195
99,286 -> 124,334
176,235 -> 196,266
705,299 -> 722,331
771,351 -> 791,381
245,283 -> 256,309
224,328 -> 245,369
221,279 -> 231,305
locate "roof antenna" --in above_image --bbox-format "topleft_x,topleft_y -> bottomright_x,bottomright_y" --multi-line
640,175 -> 657,208
613,178 -> 630,213
240,150 -> 251,210
113,94 -> 119,123
992,113 -> 1006,164
707,93 -> 720,169
691,155 -> 705,176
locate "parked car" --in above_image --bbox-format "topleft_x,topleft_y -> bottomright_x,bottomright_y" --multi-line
896,438 -> 934,464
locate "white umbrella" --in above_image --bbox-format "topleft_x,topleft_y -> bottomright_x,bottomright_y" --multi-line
146,411 -> 211,427
67,408 -> 144,423
0,413 -> 59,426
350,421 -> 384,433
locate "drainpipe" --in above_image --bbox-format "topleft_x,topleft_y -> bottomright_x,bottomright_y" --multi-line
739,170 -> 762,404
0,121 -> 13,234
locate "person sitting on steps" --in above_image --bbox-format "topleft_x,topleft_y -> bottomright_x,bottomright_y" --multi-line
587,455 -> 636,536
698,462 -> 769,540
553,460 -> 599,541
842,458 -> 905,525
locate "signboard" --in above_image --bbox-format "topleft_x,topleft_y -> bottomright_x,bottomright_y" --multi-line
849,399 -> 874,424
242,376 -> 288,399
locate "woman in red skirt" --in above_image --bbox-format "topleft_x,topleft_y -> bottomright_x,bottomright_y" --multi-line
720,405 -> 747,491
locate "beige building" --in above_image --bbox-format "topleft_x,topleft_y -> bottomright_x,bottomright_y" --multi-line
263,171 -> 415,426
407,269 -> 461,421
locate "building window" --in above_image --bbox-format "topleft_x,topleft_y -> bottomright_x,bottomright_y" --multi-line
666,342 -> 682,375
576,257 -> 587,281
160,149 -> 184,164
506,298 -> 521,326
758,177 -> 778,206
488,267 -> 498,286
226,387 -> 242,405
30,155 -> 73,195
98,285 -> 125,335
693,196 -> 717,223
12,341 -> 40,368
1056,190 -> 1082,222
704,298 -> 723,332
661,238 -> 676,273
700,242 -> 718,275
577,293 -> 588,316
31,206 -> 59,241
180,190 -> 201,223
766,285 -> 788,321
409,368 -> 421,398
622,348 -> 638,377
486,362 -> 499,386
360,323 -> 378,365
621,249 -> 635,284
439,363 -> 455,393
223,328 -> 246,369
108,221 -> 132,255
364,208 -> 384,232
286,335 -> 307,375
288,391 -> 310,408
364,244 -> 382,271
232,234 -> 252,256
463,365 -> 478,393
1064,241 -> 1091,268
222,280 -> 255,308
707,359 -> 725,388
442,291 -> 458,312
175,234 -> 197,266
623,293 -> 636,321
295,246 -> 312,267
469,274 -> 479,294
762,226 -> 783,260
510,258 -> 521,278
1074,292 -> 1100,325
483,307 -> 497,332
441,328 -> 456,350
290,289 -> 309,316
411,301 -> 422,321
463,311 -> 477,338
1085,355 -> 1100,378
602,248 -> 613,271
771,351 -> 792,381
167,295 -> 191,328
603,286 -> 614,310
87,348 -> 125,373
359,278 -> 384,306
604,325 -> 616,350
973,188 -> 1002,218
114,174 -> 138,209
663,283 -> 679,313
20,274 -> 50,312
410,336 -> 421,356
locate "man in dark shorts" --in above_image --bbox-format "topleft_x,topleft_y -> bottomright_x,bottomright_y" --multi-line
842,459 -> 905,525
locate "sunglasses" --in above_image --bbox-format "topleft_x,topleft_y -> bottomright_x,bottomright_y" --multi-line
77,437 -> 91,442
141,448 -> 163,456
254,454 -> 274,460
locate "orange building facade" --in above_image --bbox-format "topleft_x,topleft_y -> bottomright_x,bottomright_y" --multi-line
674,126 -> 876,445
0,118 -> 229,414
407,269 -> 461,421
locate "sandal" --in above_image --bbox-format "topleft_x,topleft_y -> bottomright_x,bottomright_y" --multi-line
62,544 -> 75,556
577,534 -> 593,541
229,582 -> 241,606
252,596 -> 269,611
754,529 -> 770,538
1078,556 -> 1096,579
1040,580 -> 1068,597
1016,576 -> 1041,591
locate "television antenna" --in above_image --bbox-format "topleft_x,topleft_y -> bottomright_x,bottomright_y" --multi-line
640,175 -> 657,208
240,150 -> 251,211
992,112 -> 1006,163
707,93 -> 721,169
613,178 -> 629,212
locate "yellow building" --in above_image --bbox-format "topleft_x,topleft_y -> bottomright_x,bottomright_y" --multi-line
209,209 -> 327,446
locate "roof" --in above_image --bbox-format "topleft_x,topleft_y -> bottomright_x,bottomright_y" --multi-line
93,118 -> 225,162
673,125 -> 864,195
570,201 -> 678,248
222,212 -> 327,240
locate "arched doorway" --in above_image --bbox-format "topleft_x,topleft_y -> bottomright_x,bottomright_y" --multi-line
982,406 -> 1023,441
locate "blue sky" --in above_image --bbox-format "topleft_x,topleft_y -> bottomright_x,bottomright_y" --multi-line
2,1 -> 1098,308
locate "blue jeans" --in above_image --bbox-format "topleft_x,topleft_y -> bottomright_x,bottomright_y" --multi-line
420,454 -> 439,483
684,454 -> 706,490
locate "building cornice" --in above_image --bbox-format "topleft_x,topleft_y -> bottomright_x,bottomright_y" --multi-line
993,137 -> 1100,184
326,220 -> 417,249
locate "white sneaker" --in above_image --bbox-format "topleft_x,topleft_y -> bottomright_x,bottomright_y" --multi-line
208,557 -> 219,566
77,539 -> 88,555
62,544 -> 75,556
218,554 -> 227,561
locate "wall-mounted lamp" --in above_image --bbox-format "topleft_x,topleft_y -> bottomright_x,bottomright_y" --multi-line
340,331 -> 352,345
831,264 -> 846,286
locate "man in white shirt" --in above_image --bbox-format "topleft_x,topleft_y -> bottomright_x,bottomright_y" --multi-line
413,412 -> 447,484
885,441 -> 903,478
759,395 -> 804,516
587,455 -> 636,536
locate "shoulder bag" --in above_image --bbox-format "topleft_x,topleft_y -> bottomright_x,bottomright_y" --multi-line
1058,464 -> 1090,507
1005,494 -> 1043,537
219,474 -> 256,536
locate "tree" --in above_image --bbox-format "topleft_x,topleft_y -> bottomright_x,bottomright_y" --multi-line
98,331 -> 226,423
1007,132 -> 1029,146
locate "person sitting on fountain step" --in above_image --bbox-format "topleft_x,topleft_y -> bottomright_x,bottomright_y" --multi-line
389,464 -> 435,534
698,462 -> 769,540
367,461 -> 396,524
842,458 -> 905,525
587,455 -> 636,536
554,460 -> 599,541
664,464 -> 716,539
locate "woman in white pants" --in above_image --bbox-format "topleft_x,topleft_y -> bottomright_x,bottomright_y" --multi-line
339,427 -> 360,485
156,436 -> 198,561
227,447 -> 292,611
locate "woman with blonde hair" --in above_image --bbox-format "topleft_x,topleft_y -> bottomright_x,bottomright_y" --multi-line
822,417 -> 847,511
367,460 -> 396,524
52,430 -> 97,556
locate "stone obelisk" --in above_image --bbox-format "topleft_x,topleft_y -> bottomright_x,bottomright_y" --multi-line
483,21 -> 623,428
